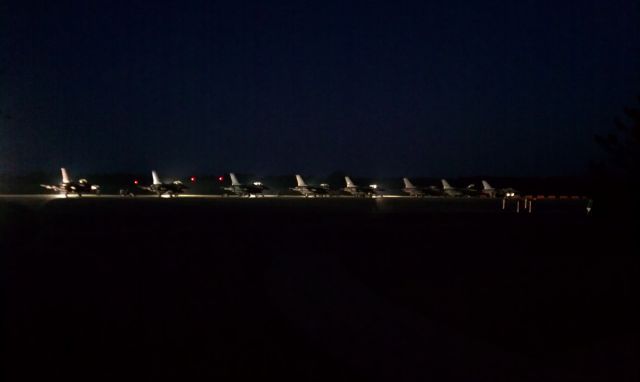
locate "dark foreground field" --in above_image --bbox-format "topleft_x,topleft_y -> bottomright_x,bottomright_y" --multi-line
1,198 -> 637,381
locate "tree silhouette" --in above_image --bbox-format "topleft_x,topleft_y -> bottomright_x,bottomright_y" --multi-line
592,98 -> 640,216
595,97 -> 640,181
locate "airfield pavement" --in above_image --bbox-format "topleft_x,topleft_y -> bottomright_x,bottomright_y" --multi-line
1,196 -> 636,381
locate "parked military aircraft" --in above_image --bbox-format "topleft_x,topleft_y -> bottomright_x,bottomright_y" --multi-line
40,168 -> 100,197
481,180 -> 518,198
223,173 -> 268,197
401,178 -> 441,197
137,170 -> 187,197
441,179 -> 478,197
290,175 -> 330,197
343,176 -> 380,197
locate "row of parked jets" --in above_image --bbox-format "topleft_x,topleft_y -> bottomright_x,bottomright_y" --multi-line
40,168 -> 519,198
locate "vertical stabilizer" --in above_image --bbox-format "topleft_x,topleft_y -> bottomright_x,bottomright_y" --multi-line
152,170 -> 162,185
441,179 -> 453,189
482,180 -> 493,190
295,174 -> 307,187
345,176 -> 356,188
229,173 -> 240,186
61,168 -> 71,184
403,177 -> 415,189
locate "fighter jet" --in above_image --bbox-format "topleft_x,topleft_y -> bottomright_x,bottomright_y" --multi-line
138,170 -> 187,197
223,173 -> 268,197
290,174 -> 330,197
343,176 -> 380,197
40,168 -> 100,197
401,177 -> 441,197
481,180 -> 519,198
441,179 -> 478,197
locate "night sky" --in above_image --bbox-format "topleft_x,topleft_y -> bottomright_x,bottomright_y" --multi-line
1,0 -> 639,177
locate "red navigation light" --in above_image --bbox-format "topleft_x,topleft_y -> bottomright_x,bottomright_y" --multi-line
218,176 -> 224,182
190,176 -> 196,182
133,180 -> 139,185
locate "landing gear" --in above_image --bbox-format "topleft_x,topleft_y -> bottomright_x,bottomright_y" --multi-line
119,189 -> 134,197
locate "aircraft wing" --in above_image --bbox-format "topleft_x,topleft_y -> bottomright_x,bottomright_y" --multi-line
40,184 -> 63,192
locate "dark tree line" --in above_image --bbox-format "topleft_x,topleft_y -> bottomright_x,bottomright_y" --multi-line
595,97 -> 640,180
592,97 -> 640,216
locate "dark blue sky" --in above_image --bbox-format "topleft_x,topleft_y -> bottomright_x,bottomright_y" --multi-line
1,0 -> 639,176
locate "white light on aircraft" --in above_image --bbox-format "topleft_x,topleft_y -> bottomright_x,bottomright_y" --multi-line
90,185 -> 99,190
253,182 -> 263,186
369,184 -> 378,189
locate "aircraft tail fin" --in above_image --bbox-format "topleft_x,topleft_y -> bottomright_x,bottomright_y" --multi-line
230,173 -> 240,186
345,176 -> 356,188
403,177 -> 415,189
295,174 -> 307,187
152,170 -> 161,185
482,180 -> 493,190
441,179 -> 453,189
61,168 -> 71,184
